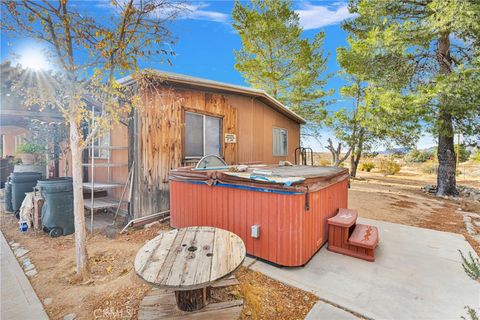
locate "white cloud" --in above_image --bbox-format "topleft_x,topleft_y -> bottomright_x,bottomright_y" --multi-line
100,1 -> 230,24
179,3 -> 230,23
295,2 -> 357,30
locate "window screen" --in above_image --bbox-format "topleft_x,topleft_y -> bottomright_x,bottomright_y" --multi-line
185,112 -> 222,158
273,128 -> 288,156
205,116 -> 221,156
185,112 -> 204,157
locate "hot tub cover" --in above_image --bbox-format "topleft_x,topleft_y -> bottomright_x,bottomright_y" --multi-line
169,165 -> 349,193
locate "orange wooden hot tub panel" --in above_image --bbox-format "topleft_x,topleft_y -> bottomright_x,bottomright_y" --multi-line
170,179 -> 348,266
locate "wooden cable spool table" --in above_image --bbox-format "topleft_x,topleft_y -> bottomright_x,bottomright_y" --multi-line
135,226 -> 246,313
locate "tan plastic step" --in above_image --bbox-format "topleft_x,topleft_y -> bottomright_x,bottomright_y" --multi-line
348,224 -> 379,249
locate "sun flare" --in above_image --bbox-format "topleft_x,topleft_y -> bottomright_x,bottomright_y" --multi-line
18,50 -> 51,71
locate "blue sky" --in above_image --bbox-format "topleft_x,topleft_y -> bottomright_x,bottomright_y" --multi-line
0,0 -> 435,150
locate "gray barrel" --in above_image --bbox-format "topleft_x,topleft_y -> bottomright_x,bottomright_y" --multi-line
11,172 -> 42,213
37,178 -> 74,237
4,177 -> 13,212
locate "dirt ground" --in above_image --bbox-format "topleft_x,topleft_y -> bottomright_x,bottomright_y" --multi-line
0,213 -> 317,320
1,168 -> 479,320
349,171 -> 480,255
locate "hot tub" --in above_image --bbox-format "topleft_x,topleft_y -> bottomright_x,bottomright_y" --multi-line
169,165 -> 349,267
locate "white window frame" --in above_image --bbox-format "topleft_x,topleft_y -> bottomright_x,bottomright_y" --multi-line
185,111 -> 222,159
14,134 -> 26,153
89,131 -> 110,159
273,127 -> 288,157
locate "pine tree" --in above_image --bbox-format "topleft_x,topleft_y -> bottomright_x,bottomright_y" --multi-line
343,0 -> 480,195
232,0 -> 330,129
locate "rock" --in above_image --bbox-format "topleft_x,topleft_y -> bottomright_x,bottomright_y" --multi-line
63,313 -> 76,320
11,242 -> 20,248
421,185 -> 438,194
473,220 -> 480,228
14,248 -> 29,258
44,298 -> 53,305
456,185 -> 480,202
25,269 -> 38,277
24,264 -> 35,272
245,310 -> 252,316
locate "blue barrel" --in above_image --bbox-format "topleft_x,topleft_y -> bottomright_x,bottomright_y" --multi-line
4,177 -> 13,212
11,172 -> 42,213
37,178 -> 74,237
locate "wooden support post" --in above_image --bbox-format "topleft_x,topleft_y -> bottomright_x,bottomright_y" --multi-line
174,287 -> 210,312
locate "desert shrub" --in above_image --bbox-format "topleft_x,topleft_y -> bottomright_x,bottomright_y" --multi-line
462,306 -> 479,320
471,149 -> 480,162
455,144 -> 471,163
318,159 -> 330,166
406,149 -> 433,163
378,158 -> 401,175
434,144 -> 471,163
422,163 -> 438,175
459,250 -> 480,281
360,161 -> 375,172
363,151 -> 378,158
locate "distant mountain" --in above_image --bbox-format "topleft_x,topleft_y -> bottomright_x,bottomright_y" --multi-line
377,147 -> 412,155
422,146 -> 436,152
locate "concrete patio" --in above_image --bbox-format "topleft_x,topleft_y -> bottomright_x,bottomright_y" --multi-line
250,218 -> 480,320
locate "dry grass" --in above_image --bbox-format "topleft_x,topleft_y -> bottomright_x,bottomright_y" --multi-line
236,267 -> 317,320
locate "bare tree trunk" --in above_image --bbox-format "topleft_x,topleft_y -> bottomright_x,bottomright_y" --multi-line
437,111 -> 457,195
326,138 -> 352,167
350,129 -> 365,178
350,145 -> 356,175
69,118 -> 89,278
436,33 -> 457,196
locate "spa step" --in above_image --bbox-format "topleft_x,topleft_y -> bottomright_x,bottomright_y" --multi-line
327,208 -> 358,228
348,224 -> 379,249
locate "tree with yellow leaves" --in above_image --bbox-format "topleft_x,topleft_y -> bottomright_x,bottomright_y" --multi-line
1,0 -> 184,279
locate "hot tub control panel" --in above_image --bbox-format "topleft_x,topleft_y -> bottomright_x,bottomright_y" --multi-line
251,225 -> 261,238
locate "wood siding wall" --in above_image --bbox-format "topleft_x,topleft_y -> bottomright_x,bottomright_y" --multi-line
132,87 -> 238,218
132,85 -> 301,219
225,95 -> 301,164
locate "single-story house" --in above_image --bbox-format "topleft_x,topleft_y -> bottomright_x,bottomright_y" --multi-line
1,67 -> 306,221
120,70 -> 306,219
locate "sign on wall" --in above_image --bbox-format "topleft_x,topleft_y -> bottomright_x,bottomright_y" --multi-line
224,133 -> 236,144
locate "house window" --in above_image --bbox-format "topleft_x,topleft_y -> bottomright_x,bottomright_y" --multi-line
90,133 -> 110,159
14,134 -> 26,152
273,127 -> 288,156
185,112 -> 222,158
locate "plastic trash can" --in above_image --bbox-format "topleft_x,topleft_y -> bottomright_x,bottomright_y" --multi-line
37,178 -> 74,237
4,176 -> 13,212
11,172 -> 42,217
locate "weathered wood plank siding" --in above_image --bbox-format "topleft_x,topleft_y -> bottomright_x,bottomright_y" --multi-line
132,86 -> 238,218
